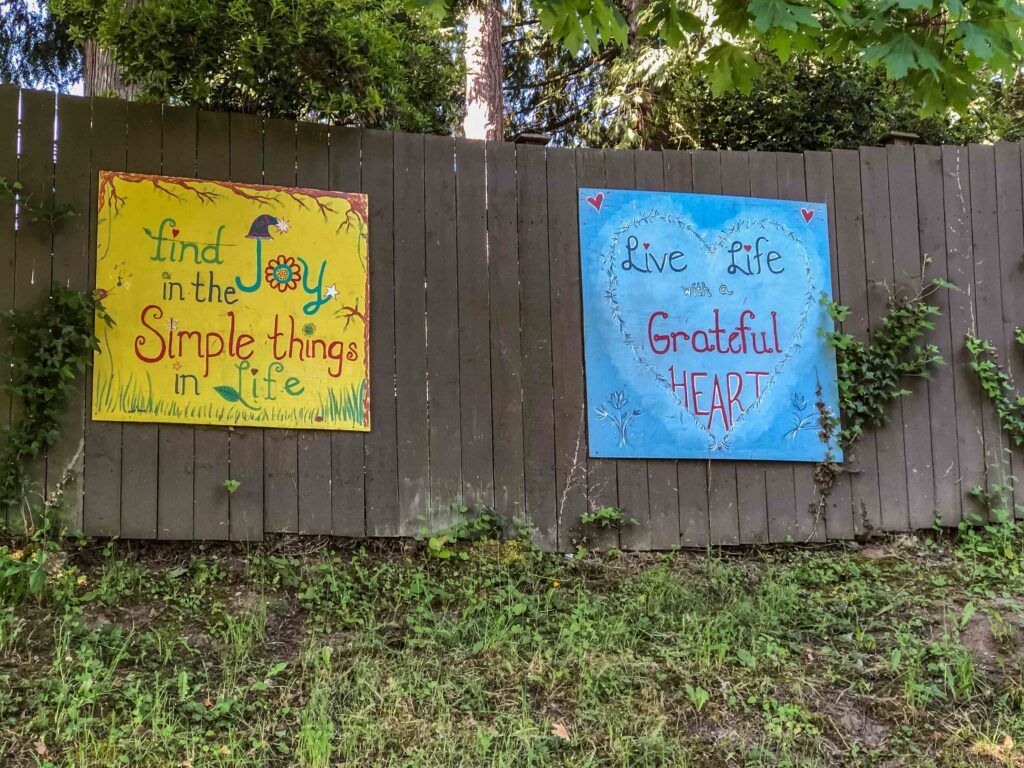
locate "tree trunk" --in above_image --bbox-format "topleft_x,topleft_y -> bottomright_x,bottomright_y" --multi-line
83,0 -> 141,99
463,0 -> 503,141
83,41 -> 138,99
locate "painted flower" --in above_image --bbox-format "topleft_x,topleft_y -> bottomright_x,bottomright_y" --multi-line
264,255 -> 302,292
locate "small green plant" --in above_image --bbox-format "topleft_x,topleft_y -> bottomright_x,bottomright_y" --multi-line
0,176 -> 77,228
684,683 -> 710,713
418,503 -> 510,559
580,506 -> 637,530
966,329 -> 1024,448
823,278 -> 946,448
0,287 -> 109,525
223,479 -> 241,494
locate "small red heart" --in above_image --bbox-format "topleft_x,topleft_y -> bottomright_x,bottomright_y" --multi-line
171,228 -> 179,237
643,242 -> 650,250
586,193 -> 604,212
743,244 -> 752,252
251,368 -> 259,375
801,208 -> 815,223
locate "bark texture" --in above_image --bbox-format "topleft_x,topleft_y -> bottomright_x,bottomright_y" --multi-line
463,0 -> 503,141
84,41 -> 138,98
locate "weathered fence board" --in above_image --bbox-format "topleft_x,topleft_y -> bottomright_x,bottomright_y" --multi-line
225,111 -> 265,542
156,105 -> 198,541
1,87 -> 1020,548
328,128 -> 366,538
296,122 -> 334,536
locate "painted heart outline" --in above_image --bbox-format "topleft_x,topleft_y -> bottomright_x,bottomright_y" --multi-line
600,211 -> 817,451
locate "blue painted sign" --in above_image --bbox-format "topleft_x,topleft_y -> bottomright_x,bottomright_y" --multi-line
579,188 -> 842,462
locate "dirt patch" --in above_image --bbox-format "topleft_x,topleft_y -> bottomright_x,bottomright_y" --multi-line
817,690 -> 890,749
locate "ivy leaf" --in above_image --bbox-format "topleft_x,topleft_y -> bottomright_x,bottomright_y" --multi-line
214,385 -> 242,403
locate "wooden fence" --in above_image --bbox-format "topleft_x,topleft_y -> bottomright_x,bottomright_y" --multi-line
1,85 -> 1021,549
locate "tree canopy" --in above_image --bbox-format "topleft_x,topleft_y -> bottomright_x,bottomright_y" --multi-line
0,1 -> 80,90
435,0 -> 1024,117
50,0 -> 463,132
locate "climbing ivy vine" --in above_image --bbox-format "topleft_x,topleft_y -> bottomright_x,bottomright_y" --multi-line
0,176 -> 98,528
824,279 -> 948,449
966,329 -> 1024,448
0,287 -> 106,523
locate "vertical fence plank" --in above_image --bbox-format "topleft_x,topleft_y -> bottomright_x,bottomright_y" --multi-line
190,110 -> 233,540
423,134 -> 460,529
691,150 -> 739,545
597,147 -> 639,551
887,145 -> 936,530
118,101 -> 162,539
48,95 -> 92,531
487,141 -> 526,523
454,138 -> 495,510
548,147 -> 587,551
915,145 -> 960,527
943,145 -> 985,521
0,86 -> 17,459
831,149 -> 881,535
328,127 -> 365,537
664,150 -> 709,547
294,122 -> 333,536
14,89 -> 56,519
860,148 -> 910,532
0,85 -> 16,526
363,130 -> 400,535
578,147 -> 618,551
155,105 -> 197,540
517,142 -> 557,549
969,144 -> 1009,511
83,97 -> 127,537
261,118 -> 299,532
393,131 -> 430,534
723,151 -> 772,545
777,152 -> 823,542
995,143 -> 1024,518
226,112 -> 264,541
804,150 -> 854,540
635,148 -> 680,550
747,152 -> 791,543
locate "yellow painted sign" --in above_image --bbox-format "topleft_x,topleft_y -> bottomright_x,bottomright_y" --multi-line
92,171 -> 370,431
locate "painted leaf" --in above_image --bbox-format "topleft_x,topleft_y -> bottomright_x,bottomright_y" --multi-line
214,385 -> 242,403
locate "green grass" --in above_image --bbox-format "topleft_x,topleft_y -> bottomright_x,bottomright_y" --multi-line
3,520 -> 1024,766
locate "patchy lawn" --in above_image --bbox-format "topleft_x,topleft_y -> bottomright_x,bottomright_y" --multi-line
3,519 -> 1024,767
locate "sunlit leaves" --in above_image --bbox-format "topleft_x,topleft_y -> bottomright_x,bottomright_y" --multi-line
535,0 -> 627,53
702,42 -> 763,95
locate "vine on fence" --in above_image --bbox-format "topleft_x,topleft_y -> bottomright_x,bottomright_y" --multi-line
0,177 -> 77,228
824,279 -> 948,448
814,273 -> 949,535
0,287 -> 108,526
966,329 -> 1024,448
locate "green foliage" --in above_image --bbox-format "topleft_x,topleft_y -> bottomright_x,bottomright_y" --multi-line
0,176 -> 78,228
50,0 -> 462,132
0,286 -> 106,520
0,1 -> 80,90
824,280 -> 945,448
966,329 -> 1024,448
417,504 -> 516,560
580,506 -> 637,530
222,479 -> 241,494
6,527 -> 1024,765
439,0 -> 1024,119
